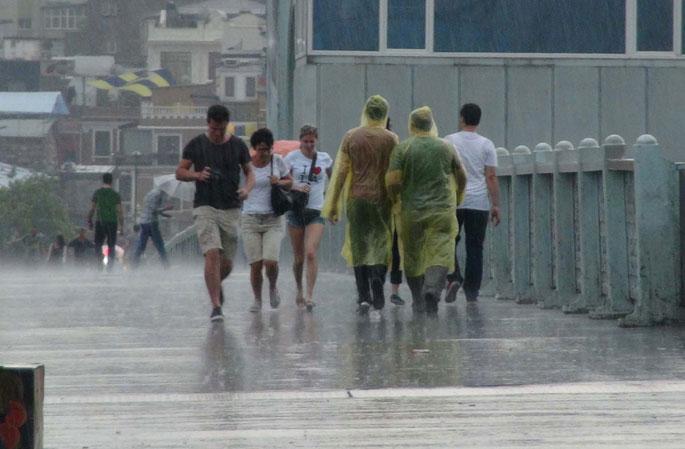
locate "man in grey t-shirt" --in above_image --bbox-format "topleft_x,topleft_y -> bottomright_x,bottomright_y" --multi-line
443,103 -> 501,303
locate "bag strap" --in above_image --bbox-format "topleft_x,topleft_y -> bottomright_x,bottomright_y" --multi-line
307,151 -> 318,182
270,155 -> 274,176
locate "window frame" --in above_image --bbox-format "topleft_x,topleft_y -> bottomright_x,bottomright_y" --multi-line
44,6 -> 84,31
224,76 -> 236,99
155,134 -> 183,166
307,0 -> 685,58
93,129 -> 113,158
245,76 -> 257,99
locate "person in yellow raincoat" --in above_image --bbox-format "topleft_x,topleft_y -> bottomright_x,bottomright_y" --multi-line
322,95 -> 399,314
386,106 -> 467,314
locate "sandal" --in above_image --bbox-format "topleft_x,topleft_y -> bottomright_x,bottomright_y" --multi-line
305,300 -> 315,312
249,301 -> 262,313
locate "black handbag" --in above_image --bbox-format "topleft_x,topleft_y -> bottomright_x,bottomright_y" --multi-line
291,151 -> 317,215
270,157 -> 292,216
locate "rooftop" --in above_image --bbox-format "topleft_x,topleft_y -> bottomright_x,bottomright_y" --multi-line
0,92 -> 69,116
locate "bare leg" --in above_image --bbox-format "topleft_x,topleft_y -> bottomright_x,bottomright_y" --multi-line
250,260 -> 264,302
220,257 -> 233,280
264,260 -> 279,290
391,283 -> 400,295
304,223 -> 324,302
204,249 -> 222,308
288,225 -> 305,304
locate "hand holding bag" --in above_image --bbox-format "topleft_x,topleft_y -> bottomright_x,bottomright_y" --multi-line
270,156 -> 292,216
291,151 -> 317,216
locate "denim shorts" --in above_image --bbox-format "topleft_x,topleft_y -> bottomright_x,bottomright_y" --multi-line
286,209 -> 325,228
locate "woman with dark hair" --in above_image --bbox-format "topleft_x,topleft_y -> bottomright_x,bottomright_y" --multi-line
46,234 -> 66,265
241,128 -> 293,312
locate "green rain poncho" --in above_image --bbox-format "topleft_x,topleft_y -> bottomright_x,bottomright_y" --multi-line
386,106 -> 467,278
322,95 -> 399,267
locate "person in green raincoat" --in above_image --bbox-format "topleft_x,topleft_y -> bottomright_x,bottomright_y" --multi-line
386,106 -> 467,314
322,95 -> 399,314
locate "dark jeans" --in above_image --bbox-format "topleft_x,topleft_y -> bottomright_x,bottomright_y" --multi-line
354,264 -> 387,310
94,221 -> 117,269
407,266 -> 448,309
390,229 -> 402,285
133,221 -> 168,267
447,209 -> 490,299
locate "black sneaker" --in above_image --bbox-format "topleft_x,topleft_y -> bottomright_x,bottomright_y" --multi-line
210,306 -> 224,322
390,293 -> 405,306
444,281 -> 460,304
357,301 -> 371,315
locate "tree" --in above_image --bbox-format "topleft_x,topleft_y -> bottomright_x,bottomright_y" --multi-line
0,176 -> 74,252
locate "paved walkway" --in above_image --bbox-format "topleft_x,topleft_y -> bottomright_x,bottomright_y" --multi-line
2,267 -> 685,447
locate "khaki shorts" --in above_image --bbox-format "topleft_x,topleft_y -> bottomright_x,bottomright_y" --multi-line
193,206 -> 240,257
240,213 -> 284,264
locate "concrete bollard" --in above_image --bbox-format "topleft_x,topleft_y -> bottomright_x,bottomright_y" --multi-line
0,364 -> 44,449
512,145 -> 534,304
553,141 -> 580,311
564,138 -> 603,314
493,147 -> 514,300
620,135 -> 681,326
590,135 -> 634,320
532,143 -> 555,307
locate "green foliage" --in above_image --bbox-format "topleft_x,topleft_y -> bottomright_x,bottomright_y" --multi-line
0,176 -> 74,246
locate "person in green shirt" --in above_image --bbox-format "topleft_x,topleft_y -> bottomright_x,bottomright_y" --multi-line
87,172 -> 124,270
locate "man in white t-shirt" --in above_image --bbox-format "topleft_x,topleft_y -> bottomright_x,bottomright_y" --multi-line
443,103 -> 501,303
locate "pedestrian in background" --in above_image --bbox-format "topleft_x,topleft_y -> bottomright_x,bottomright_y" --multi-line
444,103 -> 500,303
87,172 -> 124,271
241,128 -> 292,313
132,187 -> 172,268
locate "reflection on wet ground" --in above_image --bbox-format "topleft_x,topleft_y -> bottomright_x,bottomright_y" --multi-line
1,267 -> 685,396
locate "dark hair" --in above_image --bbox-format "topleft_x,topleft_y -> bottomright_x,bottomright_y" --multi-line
460,103 -> 482,126
386,118 -> 392,131
55,234 -> 65,247
250,128 -> 274,149
102,172 -> 113,184
207,104 -> 230,123
299,125 -> 318,139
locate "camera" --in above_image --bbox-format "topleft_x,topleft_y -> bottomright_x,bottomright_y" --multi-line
207,167 -> 224,182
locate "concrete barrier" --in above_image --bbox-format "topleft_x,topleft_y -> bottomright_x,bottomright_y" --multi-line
0,364 -> 44,449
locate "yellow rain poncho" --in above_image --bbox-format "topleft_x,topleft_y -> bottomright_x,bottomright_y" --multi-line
322,95 -> 399,267
386,106 -> 467,278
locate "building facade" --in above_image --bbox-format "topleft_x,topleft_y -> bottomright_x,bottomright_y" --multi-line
273,0 -> 685,162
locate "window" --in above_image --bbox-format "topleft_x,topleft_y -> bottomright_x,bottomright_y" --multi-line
224,76 -> 235,98
161,51 -> 192,85
104,40 -> 117,55
434,0 -> 625,53
387,0 -> 425,49
101,2 -> 119,16
18,18 -> 32,29
245,77 -> 256,98
157,135 -> 181,165
118,173 -> 132,205
44,7 -> 85,31
94,130 -> 112,157
637,0 -> 673,51
313,0 -> 379,51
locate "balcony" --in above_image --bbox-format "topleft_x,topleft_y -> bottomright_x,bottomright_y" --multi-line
141,103 -> 206,119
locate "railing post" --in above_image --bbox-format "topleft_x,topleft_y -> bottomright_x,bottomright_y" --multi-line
492,147 -> 514,300
590,135 -> 633,319
565,138 -> 603,313
532,143 -> 555,307
620,135 -> 681,326
512,145 -> 534,304
553,141 -> 580,310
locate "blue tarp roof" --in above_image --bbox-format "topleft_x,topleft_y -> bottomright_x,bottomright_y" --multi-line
0,92 -> 69,116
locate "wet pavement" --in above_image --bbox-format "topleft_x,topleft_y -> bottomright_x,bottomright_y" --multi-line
2,267 -> 685,447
